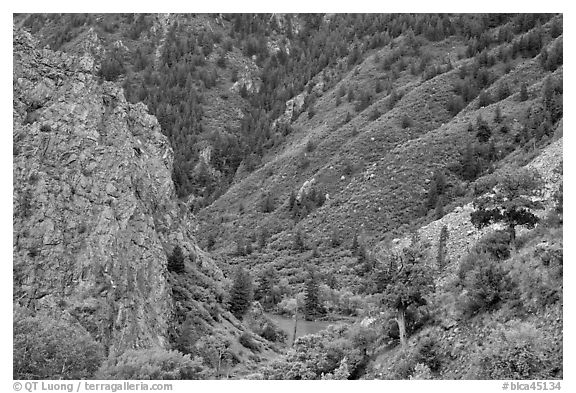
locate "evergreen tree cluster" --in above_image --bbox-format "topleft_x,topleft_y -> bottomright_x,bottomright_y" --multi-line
21,13 -> 560,203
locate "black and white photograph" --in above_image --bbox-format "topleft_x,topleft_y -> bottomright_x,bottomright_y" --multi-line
11,10 -> 564,386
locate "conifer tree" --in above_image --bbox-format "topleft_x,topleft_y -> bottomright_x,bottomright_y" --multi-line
435,196 -> 445,219
228,266 -> 253,320
471,168 -> 544,244
288,190 -> 296,211
461,142 -> 479,181
294,229 -> 306,252
476,116 -> 492,143
261,192 -> 275,213
351,234 -> 359,253
426,179 -> 438,211
303,270 -> 324,320
168,245 -> 186,274
254,266 -> 278,309
258,227 -> 268,250
330,229 -> 341,248
519,82 -> 529,101
494,105 -> 502,123
375,239 -> 434,347
437,225 -> 449,269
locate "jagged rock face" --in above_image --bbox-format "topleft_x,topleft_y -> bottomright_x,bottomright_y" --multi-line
12,29 -> 222,356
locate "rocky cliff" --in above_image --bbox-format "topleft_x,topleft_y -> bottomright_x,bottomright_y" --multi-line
12,29 -> 223,356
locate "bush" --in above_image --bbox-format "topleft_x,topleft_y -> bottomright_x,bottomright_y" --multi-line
470,322 -> 552,379
306,140 -> 316,152
473,230 -> 512,261
98,50 -> 125,82
511,238 -> 562,310
456,251 -> 516,318
239,332 -> 261,351
97,348 -> 205,379
261,192 -> 275,213
308,107 -> 315,119
263,326 -> 359,380
260,323 -> 287,343
400,114 -> 412,129
298,154 -> 310,170
14,307 -> 104,379
478,90 -> 492,108
379,327 -> 445,380
342,159 -> 354,176
447,95 -> 465,116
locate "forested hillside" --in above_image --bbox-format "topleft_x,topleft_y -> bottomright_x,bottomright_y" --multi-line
14,13 -> 562,380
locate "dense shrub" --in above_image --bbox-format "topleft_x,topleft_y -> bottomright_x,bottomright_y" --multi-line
400,114 -> 413,129
261,192 -> 275,213
456,251 -> 516,318
447,94 -> 465,116
259,322 -> 287,342
98,49 -> 126,81
239,332 -> 261,351
262,325 -> 367,380
510,235 -> 562,310
473,230 -> 512,261
470,322 -> 552,379
14,307 -> 104,379
97,348 -> 205,379
379,328 -> 445,379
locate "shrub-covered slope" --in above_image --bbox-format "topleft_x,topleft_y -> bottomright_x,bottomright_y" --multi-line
197,15 -> 562,288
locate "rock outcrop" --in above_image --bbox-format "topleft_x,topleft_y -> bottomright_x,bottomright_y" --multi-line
12,29 -> 223,356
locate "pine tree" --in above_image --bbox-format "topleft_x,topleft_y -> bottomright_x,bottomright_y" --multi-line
476,115 -> 492,143
293,229 -> 306,252
330,229 -> 341,248
303,270 -> 324,320
258,227 -> 268,250
437,225 -> 449,269
206,234 -> 216,251
375,240 -> 434,347
228,266 -> 253,320
375,79 -> 383,94
288,190 -> 296,211
426,179 -> 439,210
471,168 -> 544,244
344,112 -> 352,124
478,89 -> 492,108
254,266 -> 277,309
235,238 -> 246,256
520,82 -> 528,101
167,245 -> 186,274
494,104 -> 502,123
261,192 -> 275,213
435,196 -> 445,219
351,234 -> 359,253
462,142 -> 479,181
347,88 -> 355,102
